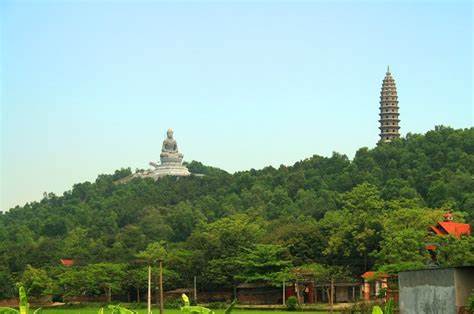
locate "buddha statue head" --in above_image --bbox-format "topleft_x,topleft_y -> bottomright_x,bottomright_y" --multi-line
167,128 -> 174,139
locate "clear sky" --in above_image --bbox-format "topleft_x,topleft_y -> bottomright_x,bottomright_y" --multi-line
0,0 -> 472,210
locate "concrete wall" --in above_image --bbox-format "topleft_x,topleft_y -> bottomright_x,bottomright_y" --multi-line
454,267 -> 474,308
399,268 -> 456,314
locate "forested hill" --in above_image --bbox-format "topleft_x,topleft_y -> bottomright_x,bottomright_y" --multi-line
1,126 -> 473,298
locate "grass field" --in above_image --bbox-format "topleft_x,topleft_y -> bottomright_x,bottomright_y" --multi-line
39,308 -> 337,314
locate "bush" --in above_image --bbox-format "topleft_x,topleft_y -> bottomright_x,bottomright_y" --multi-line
377,287 -> 387,299
164,298 -> 182,309
126,303 -> 148,309
286,296 -> 299,311
341,301 -> 375,314
207,302 -> 228,309
468,290 -> 474,314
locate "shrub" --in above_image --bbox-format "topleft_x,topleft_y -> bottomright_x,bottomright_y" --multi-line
377,287 -> 387,299
468,290 -> 474,314
383,299 -> 395,314
207,302 -> 228,309
341,301 -> 375,314
164,298 -> 182,309
286,296 -> 299,311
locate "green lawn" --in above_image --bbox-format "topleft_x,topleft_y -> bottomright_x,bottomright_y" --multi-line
39,308 -> 336,314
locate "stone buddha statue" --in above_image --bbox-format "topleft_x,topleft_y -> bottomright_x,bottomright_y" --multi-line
141,128 -> 190,178
160,128 -> 183,164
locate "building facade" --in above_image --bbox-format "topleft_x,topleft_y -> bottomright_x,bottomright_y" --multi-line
379,66 -> 400,143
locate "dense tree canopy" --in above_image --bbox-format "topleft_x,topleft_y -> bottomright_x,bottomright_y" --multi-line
0,126 -> 472,299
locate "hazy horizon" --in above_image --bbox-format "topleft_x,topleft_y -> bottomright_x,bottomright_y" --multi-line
1,1 -> 472,210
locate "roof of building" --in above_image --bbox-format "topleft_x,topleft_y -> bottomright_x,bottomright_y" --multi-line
430,221 -> 471,238
165,288 -> 192,294
60,258 -> 75,267
398,265 -> 474,273
361,271 -> 389,280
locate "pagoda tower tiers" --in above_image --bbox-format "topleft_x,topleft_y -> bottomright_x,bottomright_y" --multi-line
379,66 -> 400,143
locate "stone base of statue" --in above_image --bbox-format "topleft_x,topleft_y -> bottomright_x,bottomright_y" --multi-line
148,164 -> 191,179
133,152 -> 190,180
148,153 -> 190,179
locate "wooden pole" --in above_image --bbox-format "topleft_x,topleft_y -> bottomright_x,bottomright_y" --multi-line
194,276 -> 197,302
330,278 -> 334,313
159,260 -> 164,314
148,265 -> 152,314
282,281 -> 286,305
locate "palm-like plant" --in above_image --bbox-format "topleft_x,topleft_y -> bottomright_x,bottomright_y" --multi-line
0,286 -> 41,314
180,294 -> 214,314
105,304 -> 137,314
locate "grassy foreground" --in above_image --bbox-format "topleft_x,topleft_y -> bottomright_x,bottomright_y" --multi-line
39,308 -> 336,314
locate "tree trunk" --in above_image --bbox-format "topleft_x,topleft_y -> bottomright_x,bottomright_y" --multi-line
137,287 -> 141,303
295,282 -> 301,305
194,276 -> 197,303
155,270 -> 159,306
364,252 -> 368,271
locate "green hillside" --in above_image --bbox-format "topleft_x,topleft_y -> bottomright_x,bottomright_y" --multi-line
1,125 -> 473,299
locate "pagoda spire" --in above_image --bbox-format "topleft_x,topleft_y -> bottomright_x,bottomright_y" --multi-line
378,67 -> 400,143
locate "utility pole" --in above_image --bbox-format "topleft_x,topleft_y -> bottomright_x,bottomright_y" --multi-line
148,265 -> 152,314
330,278 -> 334,314
159,260 -> 164,314
282,281 -> 286,305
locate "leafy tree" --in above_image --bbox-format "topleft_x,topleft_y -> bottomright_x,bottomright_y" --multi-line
85,263 -> 126,301
234,244 -> 292,284
435,235 -> 474,267
20,265 -> 53,297
137,242 -> 168,264
375,207 -> 443,267
124,267 -> 148,303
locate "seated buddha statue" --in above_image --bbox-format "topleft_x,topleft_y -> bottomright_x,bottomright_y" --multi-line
160,128 -> 183,163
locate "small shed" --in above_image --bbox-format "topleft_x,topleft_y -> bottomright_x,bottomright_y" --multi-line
398,266 -> 474,314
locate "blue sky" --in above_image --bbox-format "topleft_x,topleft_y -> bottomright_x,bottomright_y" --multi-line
1,0 -> 472,210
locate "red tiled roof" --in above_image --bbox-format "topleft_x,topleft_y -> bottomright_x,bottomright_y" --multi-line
60,259 -> 75,266
361,271 -> 388,279
437,222 -> 471,238
430,225 -> 444,235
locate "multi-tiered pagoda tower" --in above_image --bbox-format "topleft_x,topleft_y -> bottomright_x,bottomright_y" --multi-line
379,66 -> 400,143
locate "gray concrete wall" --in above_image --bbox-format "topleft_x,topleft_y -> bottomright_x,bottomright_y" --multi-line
399,268 -> 456,314
454,267 -> 474,308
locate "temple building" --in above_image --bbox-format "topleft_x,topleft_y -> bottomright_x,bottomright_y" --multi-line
429,212 -> 471,239
379,66 -> 400,143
